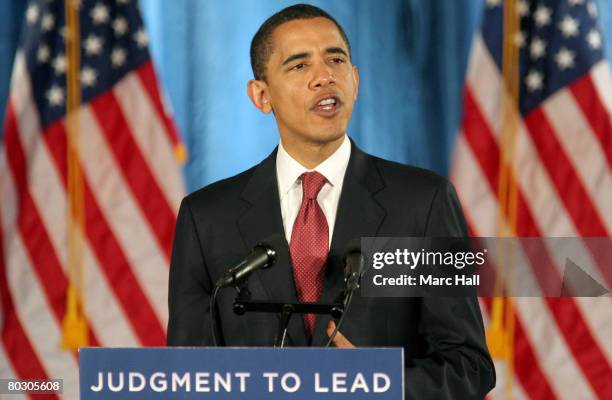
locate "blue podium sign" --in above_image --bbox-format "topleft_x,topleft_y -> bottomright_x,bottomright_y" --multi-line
79,347 -> 403,399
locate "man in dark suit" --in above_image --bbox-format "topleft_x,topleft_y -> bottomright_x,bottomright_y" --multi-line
167,4 -> 495,398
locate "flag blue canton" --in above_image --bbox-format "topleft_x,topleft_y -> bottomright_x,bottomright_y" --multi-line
481,0 -> 605,115
21,0 -> 150,128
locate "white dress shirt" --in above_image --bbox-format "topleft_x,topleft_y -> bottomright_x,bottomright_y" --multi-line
276,135 -> 351,248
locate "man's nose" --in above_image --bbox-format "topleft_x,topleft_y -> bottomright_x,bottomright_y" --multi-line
309,61 -> 336,89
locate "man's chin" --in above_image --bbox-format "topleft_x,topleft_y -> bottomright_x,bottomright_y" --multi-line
307,122 -> 348,143
308,131 -> 346,146
278,122 -> 347,147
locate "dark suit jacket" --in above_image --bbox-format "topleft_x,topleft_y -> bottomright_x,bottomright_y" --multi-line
167,142 -> 495,399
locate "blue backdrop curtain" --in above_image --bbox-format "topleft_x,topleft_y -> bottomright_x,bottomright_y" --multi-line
2,0 -> 611,192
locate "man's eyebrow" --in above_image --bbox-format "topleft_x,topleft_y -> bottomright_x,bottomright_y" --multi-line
281,47 -> 349,66
325,47 -> 349,57
282,52 -> 310,66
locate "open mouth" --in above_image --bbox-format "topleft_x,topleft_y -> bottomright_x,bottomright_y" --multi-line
311,95 -> 341,116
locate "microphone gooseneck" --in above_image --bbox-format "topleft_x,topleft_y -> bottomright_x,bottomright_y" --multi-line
210,233 -> 288,346
326,238 -> 363,348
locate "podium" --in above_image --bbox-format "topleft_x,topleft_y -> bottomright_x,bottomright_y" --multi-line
79,347 -> 404,399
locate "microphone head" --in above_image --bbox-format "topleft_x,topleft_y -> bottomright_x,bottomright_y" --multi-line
343,238 -> 363,275
343,239 -> 364,291
343,238 -> 361,259
256,233 -> 289,269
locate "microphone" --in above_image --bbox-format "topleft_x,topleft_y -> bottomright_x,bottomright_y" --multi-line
216,233 -> 287,288
326,239 -> 363,348
211,233 -> 287,346
343,239 -> 364,291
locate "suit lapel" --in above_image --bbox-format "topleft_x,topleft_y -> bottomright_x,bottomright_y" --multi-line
237,149 -> 308,346
311,143 -> 387,346
237,143 -> 387,347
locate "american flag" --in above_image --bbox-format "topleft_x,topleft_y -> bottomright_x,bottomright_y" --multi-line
452,0 -> 611,399
0,0 -> 184,398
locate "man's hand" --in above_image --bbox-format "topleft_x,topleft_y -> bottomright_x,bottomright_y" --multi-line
326,321 -> 355,348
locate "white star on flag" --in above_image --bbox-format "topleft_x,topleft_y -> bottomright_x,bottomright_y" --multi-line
586,29 -> 602,50
133,29 -> 149,48
530,37 -> 547,60
26,4 -> 39,24
84,34 -> 103,56
525,70 -> 543,92
517,0 -> 530,17
41,14 -> 55,31
52,54 -> 67,74
112,17 -> 128,36
558,15 -> 580,38
111,47 -> 127,67
568,0 -> 585,6
90,3 -> 110,25
80,66 -> 98,87
45,85 -> 64,106
37,45 -> 50,63
555,47 -> 576,70
534,5 -> 552,27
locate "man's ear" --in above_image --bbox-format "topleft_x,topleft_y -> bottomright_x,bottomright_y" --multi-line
247,79 -> 272,114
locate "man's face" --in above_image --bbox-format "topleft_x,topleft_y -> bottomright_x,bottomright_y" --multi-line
260,17 -> 359,147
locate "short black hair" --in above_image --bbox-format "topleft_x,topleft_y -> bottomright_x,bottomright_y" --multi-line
250,4 -> 352,81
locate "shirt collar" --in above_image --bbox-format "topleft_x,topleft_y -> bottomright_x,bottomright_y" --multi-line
276,134 -> 351,195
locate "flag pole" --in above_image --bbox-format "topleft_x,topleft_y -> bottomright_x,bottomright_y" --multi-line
62,0 -> 88,351
487,0 -> 520,398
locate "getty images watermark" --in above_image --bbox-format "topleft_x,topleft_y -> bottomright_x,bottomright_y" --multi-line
360,237 -> 611,298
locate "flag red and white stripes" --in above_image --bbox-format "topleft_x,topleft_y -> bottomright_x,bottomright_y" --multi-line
0,1 -> 185,398
452,8 -> 612,397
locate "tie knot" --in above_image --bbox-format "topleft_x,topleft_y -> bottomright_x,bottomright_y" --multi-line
300,171 -> 327,200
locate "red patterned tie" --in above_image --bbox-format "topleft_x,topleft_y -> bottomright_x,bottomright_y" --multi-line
290,171 -> 329,337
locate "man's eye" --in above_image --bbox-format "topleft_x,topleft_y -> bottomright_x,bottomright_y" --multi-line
330,58 -> 345,64
292,63 -> 306,70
